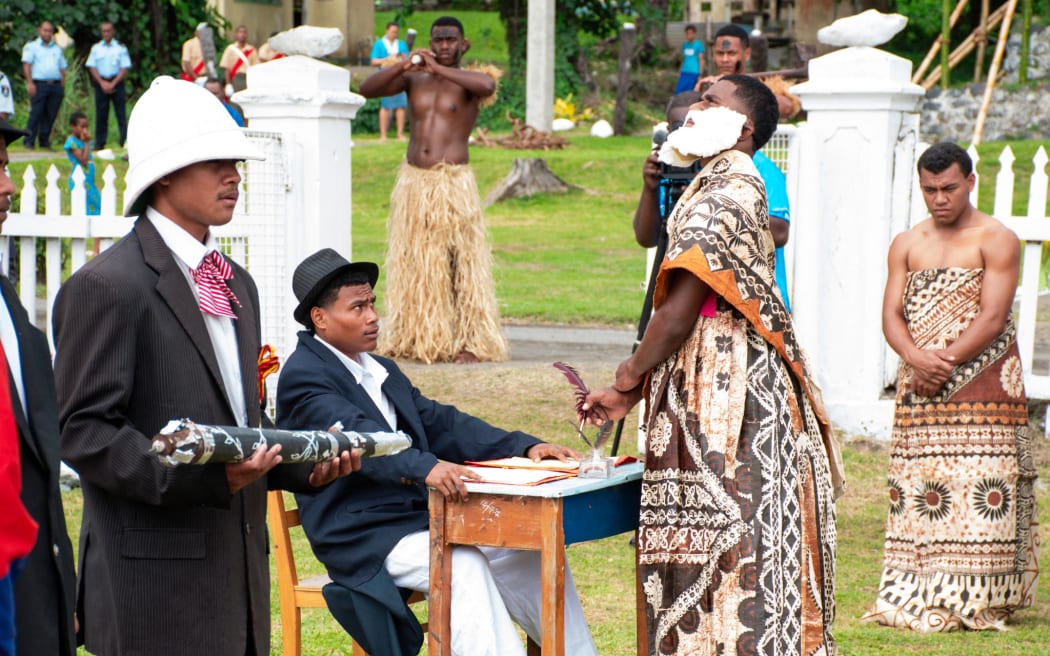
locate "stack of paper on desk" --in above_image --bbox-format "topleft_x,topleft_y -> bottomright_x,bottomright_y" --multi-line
467,457 -> 579,472
465,457 -> 578,486
464,466 -> 574,486
465,456 -> 641,486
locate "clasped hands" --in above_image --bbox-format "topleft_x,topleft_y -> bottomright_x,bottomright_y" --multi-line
908,348 -> 957,398
403,49 -> 440,73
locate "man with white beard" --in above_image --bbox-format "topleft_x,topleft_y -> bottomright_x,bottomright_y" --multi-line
583,74 -> 843,656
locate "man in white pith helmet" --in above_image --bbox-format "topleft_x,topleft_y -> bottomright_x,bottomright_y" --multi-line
51,77 -> 359,656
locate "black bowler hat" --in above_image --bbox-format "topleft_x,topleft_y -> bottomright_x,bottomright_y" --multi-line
0,118 -> 27,147
292,249 -> 379,328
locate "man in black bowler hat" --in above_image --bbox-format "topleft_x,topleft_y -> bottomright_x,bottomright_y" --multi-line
276,248 -> 597,656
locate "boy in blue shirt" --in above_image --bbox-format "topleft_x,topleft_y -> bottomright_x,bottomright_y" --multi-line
675,25 -> 704,94
752,151 -> 792,311
64,112 -> 100,215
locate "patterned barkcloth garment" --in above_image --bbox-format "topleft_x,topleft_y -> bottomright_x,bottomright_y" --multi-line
641,150 -> 841,656
377,161 -> 509,364
862,267 -> 1039,632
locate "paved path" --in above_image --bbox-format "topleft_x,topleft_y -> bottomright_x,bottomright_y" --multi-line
9,151 -> 46,163
503,324 -> 634,365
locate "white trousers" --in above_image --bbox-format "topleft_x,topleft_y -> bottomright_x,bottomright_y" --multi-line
384,530 -> 598,656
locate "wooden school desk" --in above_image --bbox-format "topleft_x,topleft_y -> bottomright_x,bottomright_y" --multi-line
428,462 -> 645,655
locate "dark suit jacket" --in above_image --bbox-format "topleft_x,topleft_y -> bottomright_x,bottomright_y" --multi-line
2,276 -> 76,656
52,217 -> 314,656
276,332 -> 541,570
276,332 -> 542,653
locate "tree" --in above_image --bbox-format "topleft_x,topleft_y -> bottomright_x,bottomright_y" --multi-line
0,0 -> 223,120
491,0 -> 621,122
886,0 -> 1049,83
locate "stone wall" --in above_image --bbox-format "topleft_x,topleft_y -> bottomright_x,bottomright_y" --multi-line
920,26 -> 1050,142
921,82 -> 1050,142
1004,24 -> 1050,83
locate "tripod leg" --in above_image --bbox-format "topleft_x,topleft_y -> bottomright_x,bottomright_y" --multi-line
609,232 -> 669,456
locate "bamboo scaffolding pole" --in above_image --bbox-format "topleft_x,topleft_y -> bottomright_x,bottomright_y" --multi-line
973,0 -> 1019,145
975,0 -> 990,82
940,0 -> 952,89
1019,0 -> 1033,83
921,2 -> 1008,89
913,0 -> 970,83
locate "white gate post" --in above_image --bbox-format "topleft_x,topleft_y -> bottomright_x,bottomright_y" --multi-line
233,56 -> 365,360
235,56 -> 365,258
526,0 -> 555,131
790,46 -> 925,439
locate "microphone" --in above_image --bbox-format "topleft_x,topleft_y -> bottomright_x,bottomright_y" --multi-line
651,122 -> 669,150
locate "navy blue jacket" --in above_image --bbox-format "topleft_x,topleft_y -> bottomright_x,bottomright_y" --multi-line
276,331 -> 542,589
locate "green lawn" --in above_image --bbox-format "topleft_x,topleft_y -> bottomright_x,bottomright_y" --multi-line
350,133 -> 650,326
18,10 -> 1050,653
349,135 -> 1050,326
62,364 -> 1050,655
41,132 -> 1050,654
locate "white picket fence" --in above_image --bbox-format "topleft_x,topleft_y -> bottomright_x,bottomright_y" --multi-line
2,130 -> 296,373
3,164 -> 133,342
6,133 -> 1050,412
967,145 -> 1050,399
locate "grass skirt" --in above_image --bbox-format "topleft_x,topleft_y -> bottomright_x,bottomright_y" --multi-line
378,161 -> 509,363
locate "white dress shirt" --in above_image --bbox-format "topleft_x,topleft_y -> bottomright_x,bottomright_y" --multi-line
313,335 -> 397,430
147,208 -> 247,427
0,292 -> 26,415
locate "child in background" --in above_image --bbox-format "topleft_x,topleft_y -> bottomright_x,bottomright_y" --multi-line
675,25 -> 705,94
64,112 -> 100,215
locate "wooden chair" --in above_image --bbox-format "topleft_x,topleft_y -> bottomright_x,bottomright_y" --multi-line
267,490 -> 427,656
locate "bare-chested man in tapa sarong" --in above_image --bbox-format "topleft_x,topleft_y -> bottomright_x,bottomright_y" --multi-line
864,141 -> 1039,632
360,16 -> 507,365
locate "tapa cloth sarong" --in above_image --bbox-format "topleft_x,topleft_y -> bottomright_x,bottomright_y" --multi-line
378,161 -> 509,364
862,267 -> 1039,632
640,150 -> 841,656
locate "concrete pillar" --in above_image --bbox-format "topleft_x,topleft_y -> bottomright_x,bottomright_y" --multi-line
526,0 -> 555,131
232,56 -> 365,357
790,46 -> 924,439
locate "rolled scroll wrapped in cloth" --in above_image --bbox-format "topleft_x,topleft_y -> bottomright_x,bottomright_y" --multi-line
152,419 -> 411,466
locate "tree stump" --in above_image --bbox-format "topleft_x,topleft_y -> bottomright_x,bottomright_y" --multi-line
484,158 -> 573,206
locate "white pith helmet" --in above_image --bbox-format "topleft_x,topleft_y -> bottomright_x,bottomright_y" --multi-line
123,76 -> 263,216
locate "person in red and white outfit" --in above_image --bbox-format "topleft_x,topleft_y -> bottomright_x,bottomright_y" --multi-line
219,25 -> 258,94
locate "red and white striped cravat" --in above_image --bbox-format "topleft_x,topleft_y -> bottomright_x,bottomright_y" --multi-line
190,251 -> 241,319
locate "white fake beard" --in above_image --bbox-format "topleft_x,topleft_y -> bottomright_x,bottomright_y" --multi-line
657,106 -> 746,166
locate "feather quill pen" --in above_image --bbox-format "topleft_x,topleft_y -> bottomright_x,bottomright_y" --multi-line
566,420 -> 593,448
593,420 -> 614,452
566,419 -> 614,456
552,362 -> 589,417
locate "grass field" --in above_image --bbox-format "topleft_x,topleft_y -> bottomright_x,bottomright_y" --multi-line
61,362 -> 1050,655
349,133 -> 653,326
5,56 -> 1047,654
9,131 -> 1045,317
